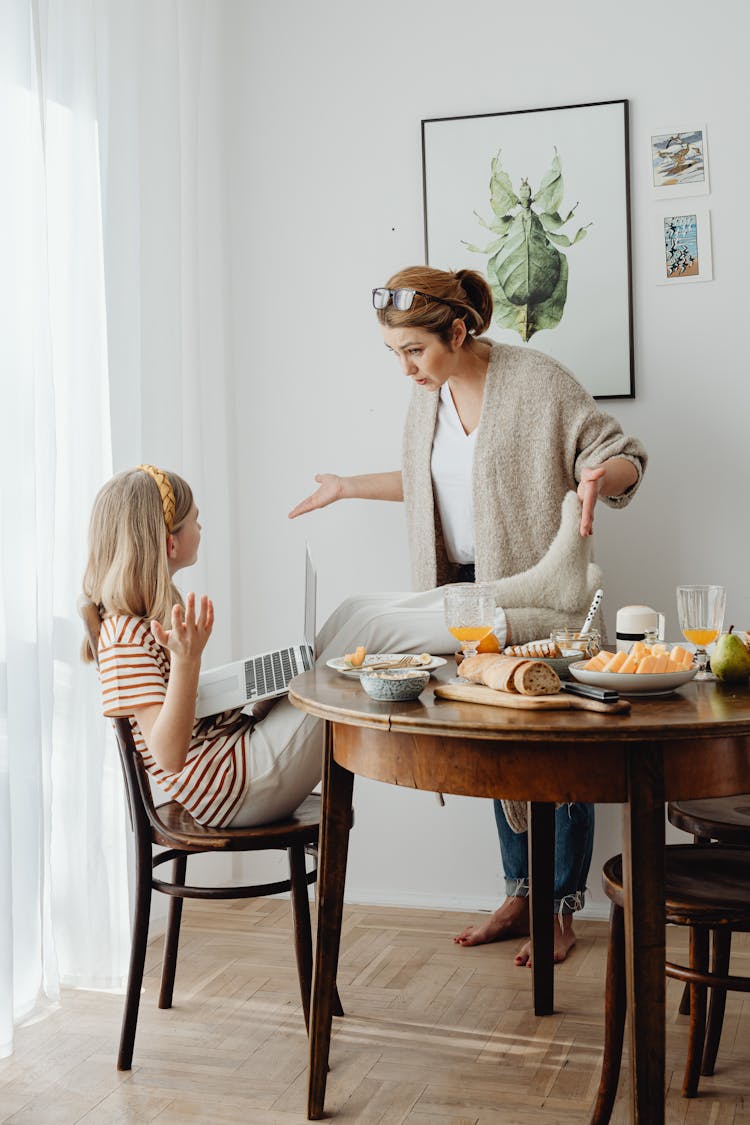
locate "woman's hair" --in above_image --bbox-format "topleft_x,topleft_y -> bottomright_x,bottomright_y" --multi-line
80,467 -> 194,662
375,266 -> 494,344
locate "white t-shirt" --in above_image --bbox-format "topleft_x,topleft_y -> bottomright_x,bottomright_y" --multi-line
430,382 -> 507,647
430,382 -> 476,565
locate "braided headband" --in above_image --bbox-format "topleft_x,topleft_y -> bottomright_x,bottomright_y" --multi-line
137,464 -> 176,533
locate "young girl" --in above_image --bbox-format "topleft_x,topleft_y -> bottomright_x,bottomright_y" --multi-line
81,465 -> 323,828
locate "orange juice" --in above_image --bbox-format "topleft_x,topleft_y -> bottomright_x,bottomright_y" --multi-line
682,628 -> 719,646
449,625 -> 493,643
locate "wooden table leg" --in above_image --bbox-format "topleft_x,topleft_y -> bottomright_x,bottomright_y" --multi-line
623,743 -> 666,1124
529,801 -> 556,1016
308,721 -> 354,1121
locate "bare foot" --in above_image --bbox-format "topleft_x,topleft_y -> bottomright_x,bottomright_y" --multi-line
453,896 -> 530,946
514,913 -> 577,967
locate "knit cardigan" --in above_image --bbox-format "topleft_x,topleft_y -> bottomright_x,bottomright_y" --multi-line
402,340 -> 647,644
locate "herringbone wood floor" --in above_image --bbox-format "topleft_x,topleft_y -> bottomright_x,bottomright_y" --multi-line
2,898 -> 750,1123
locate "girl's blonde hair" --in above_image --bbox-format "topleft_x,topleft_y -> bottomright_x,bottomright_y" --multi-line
81,468 -> 194,662
375,266 -> 494,343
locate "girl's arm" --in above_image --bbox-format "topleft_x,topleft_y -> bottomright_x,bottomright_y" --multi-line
133,594 -> 214,773
288,470 -> 403,518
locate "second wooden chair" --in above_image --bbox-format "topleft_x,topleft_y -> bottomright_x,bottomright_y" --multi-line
591,843 -> 750,1125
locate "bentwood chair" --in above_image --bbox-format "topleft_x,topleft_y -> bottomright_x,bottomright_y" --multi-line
81,603 -> 343,1071
668,796 -> 750,1073
591,844 -> 750,1124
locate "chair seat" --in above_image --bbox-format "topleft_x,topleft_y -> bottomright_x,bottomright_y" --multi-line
668,796 -> 750,842
603,845 -> 750,928
150,793 -> 325,851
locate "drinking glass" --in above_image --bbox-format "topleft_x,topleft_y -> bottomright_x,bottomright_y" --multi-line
443,583 -> 496,661
676,585 -> 726,680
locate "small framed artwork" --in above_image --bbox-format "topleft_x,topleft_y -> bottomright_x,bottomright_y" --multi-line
422,100 -> 633,399
650,125 -> 709,197
655,208 -> 713,284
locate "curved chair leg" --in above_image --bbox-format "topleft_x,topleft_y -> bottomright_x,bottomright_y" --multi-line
159,854 -> 188,1010
702,927 -> 731,1076
677,831 -> 714,1017
289,843 -> 315,1031
590,903 -> 626,1125
683,926 -> 710,1097
118,835 -> 153,1070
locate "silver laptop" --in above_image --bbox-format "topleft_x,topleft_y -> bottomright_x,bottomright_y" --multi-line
194,546 -> 316,719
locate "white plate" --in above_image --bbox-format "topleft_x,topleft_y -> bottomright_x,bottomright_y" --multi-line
568,660 -> 698,695
327,653 -> 447,676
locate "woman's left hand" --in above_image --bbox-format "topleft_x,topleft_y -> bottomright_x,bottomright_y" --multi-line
577,457 -> 639,535
577,466 -> 606,537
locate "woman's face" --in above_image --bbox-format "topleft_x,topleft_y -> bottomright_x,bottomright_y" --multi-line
381,321 -> 465,391
168,503 -> 202,573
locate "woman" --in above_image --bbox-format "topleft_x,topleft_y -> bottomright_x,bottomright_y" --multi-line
290,266 -> 646,964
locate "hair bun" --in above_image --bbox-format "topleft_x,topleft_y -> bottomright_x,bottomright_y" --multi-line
453,269 -> 493,335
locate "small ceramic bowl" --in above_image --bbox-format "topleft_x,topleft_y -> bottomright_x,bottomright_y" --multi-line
359,668 -> 430,702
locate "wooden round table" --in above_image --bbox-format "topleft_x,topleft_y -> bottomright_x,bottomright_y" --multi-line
290,663 -> 750,1123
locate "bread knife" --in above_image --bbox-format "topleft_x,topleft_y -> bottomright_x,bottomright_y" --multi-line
562,681 -> 620,703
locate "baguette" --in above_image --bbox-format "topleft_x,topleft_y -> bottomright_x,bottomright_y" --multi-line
503,639 -> 563,659
483,657 -> 560,696
458,653 -> 508,683
460,653 -> 560,696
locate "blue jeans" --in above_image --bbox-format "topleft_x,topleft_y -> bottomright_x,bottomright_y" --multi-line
493,800 -> 595,915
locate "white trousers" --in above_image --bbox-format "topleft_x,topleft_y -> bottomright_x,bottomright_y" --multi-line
227,589 -> 452,827
316,589 -> 454,664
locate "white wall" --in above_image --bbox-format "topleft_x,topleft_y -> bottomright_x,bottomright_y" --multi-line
215,0 -> 748,918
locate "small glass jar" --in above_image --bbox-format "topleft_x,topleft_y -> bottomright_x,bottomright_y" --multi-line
550,628 -> 601,660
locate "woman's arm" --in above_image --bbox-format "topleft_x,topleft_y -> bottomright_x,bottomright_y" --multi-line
577,457 -> 639,536
133,594 -> 214,773
288,470 -> 403,518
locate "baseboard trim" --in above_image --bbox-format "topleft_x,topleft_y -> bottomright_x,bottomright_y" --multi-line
342,889 -> 611,922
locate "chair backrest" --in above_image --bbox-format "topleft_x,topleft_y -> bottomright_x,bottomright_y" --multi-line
80,600 -> 159,842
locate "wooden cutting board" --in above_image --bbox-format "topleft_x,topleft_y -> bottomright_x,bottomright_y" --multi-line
434,681 -> 631,714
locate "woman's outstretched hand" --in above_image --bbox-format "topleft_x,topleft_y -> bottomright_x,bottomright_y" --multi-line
577,465 -> 606,536
288,473 -> 344,518
151,593 -> 214,662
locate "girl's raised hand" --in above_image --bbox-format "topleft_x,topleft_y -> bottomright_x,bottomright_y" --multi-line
151,593 -> 214,662
288,473 -> 344,519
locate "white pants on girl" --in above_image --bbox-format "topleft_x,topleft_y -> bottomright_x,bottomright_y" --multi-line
226,589 -> 453,827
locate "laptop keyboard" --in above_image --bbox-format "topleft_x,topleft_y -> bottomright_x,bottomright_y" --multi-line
244,646 -> 312,699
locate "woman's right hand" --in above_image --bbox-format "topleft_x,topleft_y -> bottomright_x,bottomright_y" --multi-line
288,473 -> 344,519
151,592 -> 214,664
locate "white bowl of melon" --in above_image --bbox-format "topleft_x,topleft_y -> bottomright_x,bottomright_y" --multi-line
569,641 -> 698,694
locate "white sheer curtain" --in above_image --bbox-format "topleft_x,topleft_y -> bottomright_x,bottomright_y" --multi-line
0,0 -> 128,1056
1,0 -> 236,1055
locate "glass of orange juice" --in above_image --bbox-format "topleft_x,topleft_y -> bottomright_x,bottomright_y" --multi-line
676,585 -> 726,680
443,583 -> 496,662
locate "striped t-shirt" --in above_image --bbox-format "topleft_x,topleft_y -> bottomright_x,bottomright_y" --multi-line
99,614 -> 252,827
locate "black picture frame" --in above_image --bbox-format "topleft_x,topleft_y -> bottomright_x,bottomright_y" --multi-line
422,100 -> 634,399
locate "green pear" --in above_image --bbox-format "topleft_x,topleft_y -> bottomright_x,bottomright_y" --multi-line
710,627 -> 750,683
